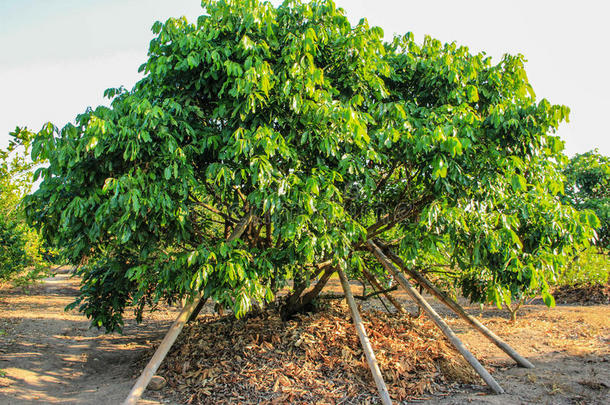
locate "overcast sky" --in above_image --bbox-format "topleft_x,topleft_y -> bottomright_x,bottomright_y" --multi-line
1,0 -> 608,156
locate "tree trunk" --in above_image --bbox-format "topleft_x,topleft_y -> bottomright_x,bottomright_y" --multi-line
506,298 -> 523,324
187,297 -> 208,323
281,266 -> 334,320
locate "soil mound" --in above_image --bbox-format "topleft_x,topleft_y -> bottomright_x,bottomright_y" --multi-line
553,283 -> 610,305
157,302 -> 478,404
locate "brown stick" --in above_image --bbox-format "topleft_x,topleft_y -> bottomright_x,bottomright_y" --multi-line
187,297 -> 208,323
337,267 -> 393,405
123,292 -> 204,405
381,246 -> 534,369
362,268 -> 405,313
299,267 -> 335,305
368,241 -> 504,394
125,211 -> 256,404
226,210 -> 254,243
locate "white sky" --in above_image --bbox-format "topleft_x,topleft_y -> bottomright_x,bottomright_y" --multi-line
0,0 -> 608,156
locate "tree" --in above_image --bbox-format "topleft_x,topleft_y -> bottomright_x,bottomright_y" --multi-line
0,130 -> 46,284
562,150 -> 609,250
25,0 -> 595,332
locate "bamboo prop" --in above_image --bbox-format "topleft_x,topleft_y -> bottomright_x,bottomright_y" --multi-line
337,267 -> 393,405
362,268 -> 405,313
124,212 -> 256,404
380,245 -> 534,369
187,297 -> 208,323
123,292 -> 204,405
367,241 -> 504,394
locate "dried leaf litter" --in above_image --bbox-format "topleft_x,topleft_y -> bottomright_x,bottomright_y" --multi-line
154,302 -> 479,404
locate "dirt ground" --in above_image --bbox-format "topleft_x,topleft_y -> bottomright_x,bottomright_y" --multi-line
0,270 -> 608,404
324,279 -> 610,405
0,267 -> 179,405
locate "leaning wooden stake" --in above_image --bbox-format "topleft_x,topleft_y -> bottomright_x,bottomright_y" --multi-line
123,292 -> 204,405
124,211 -> 256,404
368,241 -> 504,394
337,267 -> 393,405
362,268 -> 405,314
381,246 -> 534,369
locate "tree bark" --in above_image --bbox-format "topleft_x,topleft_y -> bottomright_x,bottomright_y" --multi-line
368,241 -> 505,394
337,267 -> 392,405
187,297 -> 208,323
281,266 -> 334,320
379,244 -> 533,369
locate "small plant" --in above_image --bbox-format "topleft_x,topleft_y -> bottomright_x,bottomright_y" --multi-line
559,248 -> 609,287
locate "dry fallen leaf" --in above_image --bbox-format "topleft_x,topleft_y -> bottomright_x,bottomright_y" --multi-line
156,301 -> 479,404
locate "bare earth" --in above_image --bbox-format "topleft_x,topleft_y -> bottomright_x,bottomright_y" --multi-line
0,270 -> 608,404
0,268 -> 179,405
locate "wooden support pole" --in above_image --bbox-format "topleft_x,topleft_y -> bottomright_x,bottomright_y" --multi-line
124,211 -> 257,404
362,268 -> 405,314
380,246 -> 534,369
368,241 -> 505,395
123,292 -> 204,405
337,267 -> 393,405
187,297 -> 208,324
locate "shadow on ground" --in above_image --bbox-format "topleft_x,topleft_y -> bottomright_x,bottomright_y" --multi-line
0,268 -> 180,405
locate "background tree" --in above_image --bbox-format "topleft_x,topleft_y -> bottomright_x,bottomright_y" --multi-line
0,129 -> 47,284
562,150 -> 609,250
25,0 -> 595,332
555,150 -> 609,288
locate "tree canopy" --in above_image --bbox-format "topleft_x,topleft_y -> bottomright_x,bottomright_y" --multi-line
1,130 -> 45,283
25,0 -> 596,331
562,150 -> 609,249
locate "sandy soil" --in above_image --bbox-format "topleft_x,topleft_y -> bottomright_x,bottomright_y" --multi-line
0,267 -> 180,405
0,271 -> 608,404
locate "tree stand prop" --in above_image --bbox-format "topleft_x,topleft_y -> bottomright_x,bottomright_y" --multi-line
123,292 -> 205,405
337,267 -> 393,405
123,213 -> 263,404
362,268 -> 405,314
379,243 -> 534,369
368,241 -> 505,394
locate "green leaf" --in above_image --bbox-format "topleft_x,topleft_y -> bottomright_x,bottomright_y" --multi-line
511,174 -> 527,192
466,85 -> 479,102
542,290 -> 556,308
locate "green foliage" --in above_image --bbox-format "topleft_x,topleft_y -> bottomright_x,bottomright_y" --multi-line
25,0 -> 594,331
0,218 -> 27,281
0,129 -> 47,284
558,248 -> 608,287
562,150 -> 610,249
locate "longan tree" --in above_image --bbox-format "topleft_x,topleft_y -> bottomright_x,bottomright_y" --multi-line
25,0 -> 595,332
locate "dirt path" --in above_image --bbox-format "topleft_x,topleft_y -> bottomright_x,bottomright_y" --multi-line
0,268 -> 179,404
0,271 -> 609,404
